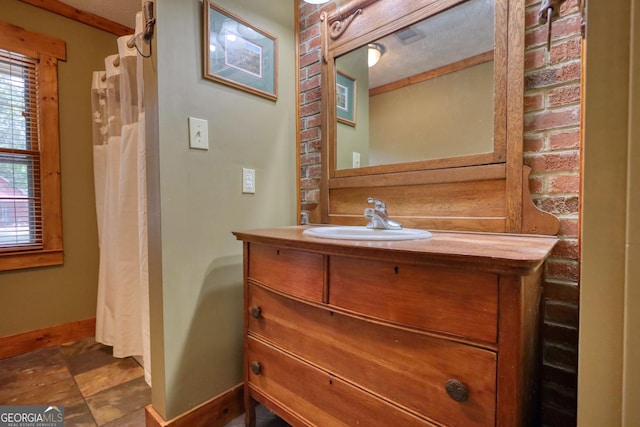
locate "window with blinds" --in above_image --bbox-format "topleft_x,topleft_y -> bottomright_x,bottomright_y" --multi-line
0,49 -> 41,250
0,21 -> 64,270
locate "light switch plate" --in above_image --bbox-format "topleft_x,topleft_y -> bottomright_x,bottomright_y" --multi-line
188,117 -> 208,150
353,152 -> 361,168
242,168 -> 256,194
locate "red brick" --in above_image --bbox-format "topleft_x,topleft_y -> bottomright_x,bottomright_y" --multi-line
543,344 -> 578,371
300,50 -> 321,68
300,100 -> 321,117
525,93 -> 544,112
557,61 -> 581,83
302,62 -> 321,80
525,47 -> 546,70
302,188 -> 320,203
552,14 -> 583,39
550,237 -> 580,260
525,25 -> 547,48
524,6 -> 541,28
550,37 -> 582,64
540,388 -> 578,427
550,129 -> 580,150
542,364 -> 578,389
525,151 -> 580,173
549,85 -> 581,107
300,128 -> 320,143
541,379 -> 578,410
524,134 -> 545,153
524,107 -> 580,132
300,25 -> 320,44
544,280 -> 579,303
544,299 -> 579,326
535,195 -> 579,216
300,5 -> 329,26
306,138 -> 321,153
307,34 -> 322,51
303,87 -> 322,104
529,175 -> 544,193
300,74 -> 320,92
305,113 -> 322,129
558,217 -> 579,237
542,325 -> 579,357
547,173 -> 580,193
305,164 -> 322,179
546,258 -> 580,282
525,67 -> 557,89
300,177 -> 320,190
540,403 -> 577,427
559,1 -> 580,15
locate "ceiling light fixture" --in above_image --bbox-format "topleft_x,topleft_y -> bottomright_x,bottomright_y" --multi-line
368,43 -> 385,67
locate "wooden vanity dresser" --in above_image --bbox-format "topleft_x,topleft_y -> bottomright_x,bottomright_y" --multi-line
233,226 -> 557,427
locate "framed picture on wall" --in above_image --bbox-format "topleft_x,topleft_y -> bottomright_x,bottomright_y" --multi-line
336,71 -> 356,126
203,1 -> 278,101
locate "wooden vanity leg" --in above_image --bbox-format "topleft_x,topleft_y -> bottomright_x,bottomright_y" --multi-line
244,393 -> 256,427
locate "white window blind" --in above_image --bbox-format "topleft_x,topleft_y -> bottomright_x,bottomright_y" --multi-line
0,48 -> 42,250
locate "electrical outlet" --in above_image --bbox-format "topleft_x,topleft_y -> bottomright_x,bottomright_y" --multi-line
353,152 -> 361,168
242,168 -> 256,194
188,117 -> 208,150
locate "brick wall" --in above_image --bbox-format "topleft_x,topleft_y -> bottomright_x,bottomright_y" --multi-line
299,1 -> 582,425
524,0 -> 581,425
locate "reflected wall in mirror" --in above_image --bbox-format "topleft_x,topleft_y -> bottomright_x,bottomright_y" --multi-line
334,0 -> 496,170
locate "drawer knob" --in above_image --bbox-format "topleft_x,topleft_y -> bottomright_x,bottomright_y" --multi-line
251,362 -> 262,375
445,379 -> 469,402
249,306 -> 262,319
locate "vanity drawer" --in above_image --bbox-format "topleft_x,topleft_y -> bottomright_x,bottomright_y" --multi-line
328,256 -> 498,342
248,284 -> 497,427
248,243 -> 324,302
247,337 -> 436,427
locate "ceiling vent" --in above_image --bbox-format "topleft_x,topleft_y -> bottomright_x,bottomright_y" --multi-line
395,26 -> 424,44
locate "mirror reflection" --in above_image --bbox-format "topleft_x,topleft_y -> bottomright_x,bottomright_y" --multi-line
335,0 -> 495,170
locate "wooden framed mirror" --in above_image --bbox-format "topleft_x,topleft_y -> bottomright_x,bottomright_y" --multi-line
318,0 -> 559,235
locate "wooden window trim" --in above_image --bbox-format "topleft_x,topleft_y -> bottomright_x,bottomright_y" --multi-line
0,21 -> 65,271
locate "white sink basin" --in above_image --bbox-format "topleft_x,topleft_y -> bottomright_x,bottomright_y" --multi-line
303,226 -> 432,241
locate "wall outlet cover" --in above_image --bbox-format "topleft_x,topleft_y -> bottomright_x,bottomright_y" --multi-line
242,168 -> 256,194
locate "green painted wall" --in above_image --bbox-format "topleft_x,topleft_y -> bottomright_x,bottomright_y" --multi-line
336,46 -> 370,169
0,0 -> 117,336
369,61 -> 494,165
145,0 -> 296,419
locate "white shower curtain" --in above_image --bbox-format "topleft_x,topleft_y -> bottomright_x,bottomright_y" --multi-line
91,12 -> 151,386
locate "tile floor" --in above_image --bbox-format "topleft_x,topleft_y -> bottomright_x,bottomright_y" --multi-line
0,337 -> 150,426
0,337 -> 289,427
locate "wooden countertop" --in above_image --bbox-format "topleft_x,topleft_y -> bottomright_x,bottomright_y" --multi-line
233,226 -> 558,275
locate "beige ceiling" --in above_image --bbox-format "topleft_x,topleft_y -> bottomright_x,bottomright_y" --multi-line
59,0 -> 141,28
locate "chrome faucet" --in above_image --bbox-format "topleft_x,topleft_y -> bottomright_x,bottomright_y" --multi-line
364,197 -> 403,230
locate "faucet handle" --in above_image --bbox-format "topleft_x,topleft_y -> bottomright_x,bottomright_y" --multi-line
367,197 -> 387,213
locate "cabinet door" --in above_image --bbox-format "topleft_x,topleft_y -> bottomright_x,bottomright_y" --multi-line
329,256 -> 498,342
247,337 -> 437,427
248,284 -> 497,427
248,243 -> 324,302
